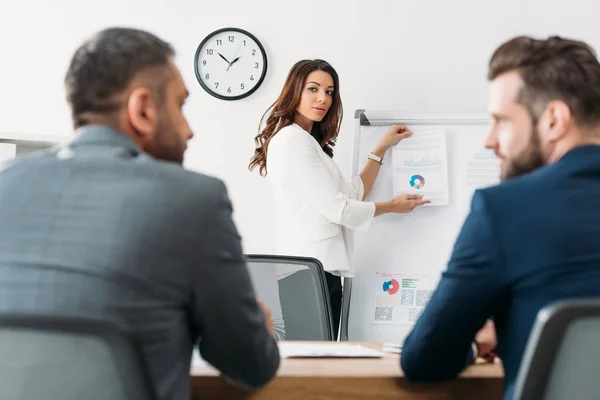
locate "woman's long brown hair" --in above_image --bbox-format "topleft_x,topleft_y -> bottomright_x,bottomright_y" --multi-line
248,59 -> 343,176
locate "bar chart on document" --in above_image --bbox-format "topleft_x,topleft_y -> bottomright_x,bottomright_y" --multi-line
392,129 -> 449,206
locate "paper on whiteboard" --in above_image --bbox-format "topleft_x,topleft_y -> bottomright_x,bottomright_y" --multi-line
373,272 -> 435,325
392,130 -> 449,206
467,148 -> 500,188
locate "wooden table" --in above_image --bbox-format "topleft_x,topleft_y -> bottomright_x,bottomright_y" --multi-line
190,342 -> 504,399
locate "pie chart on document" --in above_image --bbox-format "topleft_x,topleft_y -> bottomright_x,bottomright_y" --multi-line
410,174 -> 425,189
382,279 -> 400,295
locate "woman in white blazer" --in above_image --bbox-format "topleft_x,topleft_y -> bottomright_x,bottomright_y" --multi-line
249,59 -> 429,338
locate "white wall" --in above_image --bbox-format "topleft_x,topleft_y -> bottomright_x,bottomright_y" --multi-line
1,0 -> 599,253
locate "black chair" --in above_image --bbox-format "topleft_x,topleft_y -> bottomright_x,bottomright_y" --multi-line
0,314 -> 157,400
513,299 -> 600,400
245,254 -> 334,340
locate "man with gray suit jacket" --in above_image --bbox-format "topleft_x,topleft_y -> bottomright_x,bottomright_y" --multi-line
0,27 -> 279,400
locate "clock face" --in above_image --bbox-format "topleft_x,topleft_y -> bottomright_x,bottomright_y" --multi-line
194,28 -> 268,101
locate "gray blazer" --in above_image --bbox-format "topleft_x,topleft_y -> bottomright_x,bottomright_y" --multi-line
0,125 -> 279,400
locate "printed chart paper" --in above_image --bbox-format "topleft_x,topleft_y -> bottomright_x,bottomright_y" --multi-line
373,272 -> 435,325
467,148 -> 500,188
392,130 -> 449,206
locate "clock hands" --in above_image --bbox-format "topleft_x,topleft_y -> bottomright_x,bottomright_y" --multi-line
218,51 -> 242,72
217,52 -> 231,65
226,56 -> 241,71
225,41 -> 244,71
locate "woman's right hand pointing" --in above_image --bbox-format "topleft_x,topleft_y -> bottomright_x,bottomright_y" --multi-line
375,194 -> 431,216
390,194 -> 431,213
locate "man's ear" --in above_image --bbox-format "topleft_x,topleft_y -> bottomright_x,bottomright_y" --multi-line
126,87 -> 159,143
538,100 -> 571,143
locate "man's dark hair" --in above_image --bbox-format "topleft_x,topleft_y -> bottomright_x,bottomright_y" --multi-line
488,36 -> 600,129
65,27 -> 175,128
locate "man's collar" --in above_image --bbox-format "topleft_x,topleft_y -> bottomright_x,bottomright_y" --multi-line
69,124 -> 141,154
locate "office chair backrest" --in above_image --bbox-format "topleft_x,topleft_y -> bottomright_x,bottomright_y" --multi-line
245,255 -> 334,340
0,314 -> 156,400
513,299 -> 600,400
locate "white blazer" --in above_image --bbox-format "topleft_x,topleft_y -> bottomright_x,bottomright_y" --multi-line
267,123 -> 375,277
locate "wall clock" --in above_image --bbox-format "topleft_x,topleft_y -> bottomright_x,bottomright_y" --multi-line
194,27 -> 268,101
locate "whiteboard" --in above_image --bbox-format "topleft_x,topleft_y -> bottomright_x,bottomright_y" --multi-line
345,111 -> 499,344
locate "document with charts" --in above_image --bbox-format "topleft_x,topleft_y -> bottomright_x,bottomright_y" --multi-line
392,129 -> 449,206
373,272 -> 435,325
467,148 -> 500,188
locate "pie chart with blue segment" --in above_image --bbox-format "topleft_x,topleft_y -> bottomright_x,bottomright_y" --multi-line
410,174 -> 425,189
382,279 -> 399,295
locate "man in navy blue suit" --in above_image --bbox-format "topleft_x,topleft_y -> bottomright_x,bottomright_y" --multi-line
401,35 -> 600,399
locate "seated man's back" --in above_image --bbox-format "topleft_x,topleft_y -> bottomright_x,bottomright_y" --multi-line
469,146 -> 600,389
0,27 -> 279,400
401,35 -> 600,399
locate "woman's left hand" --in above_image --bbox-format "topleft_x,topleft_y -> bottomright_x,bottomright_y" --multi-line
375,125 -> 413,153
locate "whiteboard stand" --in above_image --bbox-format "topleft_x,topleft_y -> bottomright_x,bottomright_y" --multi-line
341,110 -> 494,344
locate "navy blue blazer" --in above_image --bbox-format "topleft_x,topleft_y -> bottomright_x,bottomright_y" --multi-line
401,145 -> 600,399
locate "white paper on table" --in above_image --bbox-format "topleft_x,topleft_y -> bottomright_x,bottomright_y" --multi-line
191,343 -> 383,367
277,342 -> 383,358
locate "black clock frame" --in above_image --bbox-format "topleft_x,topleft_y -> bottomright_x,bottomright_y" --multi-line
194,27 -> 268,101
